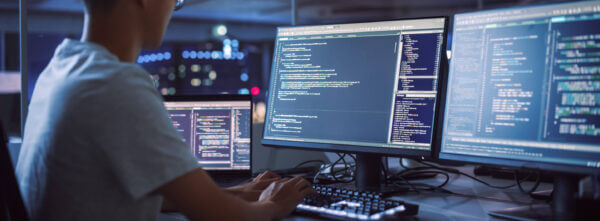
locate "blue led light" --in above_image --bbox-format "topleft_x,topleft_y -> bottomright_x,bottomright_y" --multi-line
240,73 -> 249,82
150,54 -> 157,62
238,88 -> 250,95
143,55 -> 151,63
137,56 -> 144,63
164,52 -> 172,60
180,45 -> 244,61
223,45 -> 232,59
232,39 -> 239,48
157,53 -> 165,61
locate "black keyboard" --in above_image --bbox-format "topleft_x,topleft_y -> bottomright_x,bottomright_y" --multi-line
295,185 -> 418,220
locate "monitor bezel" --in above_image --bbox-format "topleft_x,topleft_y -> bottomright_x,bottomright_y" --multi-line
261,16 -> 449,160
163,94 -> 253,176
438,3 -> 600,175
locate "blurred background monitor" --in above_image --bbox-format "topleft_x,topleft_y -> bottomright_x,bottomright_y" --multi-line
138,40 -> 264,99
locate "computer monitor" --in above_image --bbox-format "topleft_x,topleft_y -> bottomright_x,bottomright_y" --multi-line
163,95 -> 252,175
262,17 -> 448,190
440,1 -> 600,219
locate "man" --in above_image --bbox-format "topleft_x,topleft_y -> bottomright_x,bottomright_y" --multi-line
16,0 -> 313,220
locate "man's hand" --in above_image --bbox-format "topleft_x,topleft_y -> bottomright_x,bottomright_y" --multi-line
258,176 -> 314,220
226,171 -> 282,201
159,169 -> 313,220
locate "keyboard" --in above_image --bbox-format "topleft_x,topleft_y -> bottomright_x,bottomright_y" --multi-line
295,185 -> 418,220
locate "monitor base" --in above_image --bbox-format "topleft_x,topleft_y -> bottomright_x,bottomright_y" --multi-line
489,204 -> 551,221
489,174 -> 600,221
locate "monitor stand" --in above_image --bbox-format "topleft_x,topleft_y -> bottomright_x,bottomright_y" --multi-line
355,153 -> 383,191
489,174 -> 581,221
354,154 -> 435,192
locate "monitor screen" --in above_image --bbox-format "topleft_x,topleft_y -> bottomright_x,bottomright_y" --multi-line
262,17 -> 447,156
440,1 -> 600,173
164,99 -> 251,170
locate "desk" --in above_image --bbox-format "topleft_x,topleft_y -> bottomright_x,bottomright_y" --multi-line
159,165 -> 552,221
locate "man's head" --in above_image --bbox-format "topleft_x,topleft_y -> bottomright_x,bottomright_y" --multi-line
82,0 -> 178,49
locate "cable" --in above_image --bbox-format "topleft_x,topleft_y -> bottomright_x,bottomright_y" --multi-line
390,178 -> 535,204
347,154 -> 357,162
294,160 -> 326,169
417,161 -> 517,189
514,170 -> 541,194
388,170 -> 450,189
392,173 -> 421,193
413,161 -> 549,199
313,153 -> 355,184
390,159 -> 547,203
434,187 -> 534,204
332,153 -> 351,183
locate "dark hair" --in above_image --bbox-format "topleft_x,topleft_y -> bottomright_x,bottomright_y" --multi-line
82,0 -> 116,12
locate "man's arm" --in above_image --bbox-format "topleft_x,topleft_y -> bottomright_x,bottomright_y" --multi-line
158,168 -> 312,220
163,171 -> 281,212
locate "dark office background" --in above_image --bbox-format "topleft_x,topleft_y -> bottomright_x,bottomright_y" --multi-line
0,0 -> 577,138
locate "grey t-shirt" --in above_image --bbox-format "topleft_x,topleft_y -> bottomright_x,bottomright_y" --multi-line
16,39 -> 199,221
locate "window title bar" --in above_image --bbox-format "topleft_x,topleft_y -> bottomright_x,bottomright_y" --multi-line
278,18 -> 445,37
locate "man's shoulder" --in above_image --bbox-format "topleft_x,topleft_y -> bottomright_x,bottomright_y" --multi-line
58,58 -> 159,113
80,58 -> 150,84
62,52 -> 153,90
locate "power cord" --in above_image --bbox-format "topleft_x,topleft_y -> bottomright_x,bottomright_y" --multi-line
389,170 -> 451,194
390,173 -> 535,204
313,153 -> 355,184
330,153 -> 352,183
416,160 -> 518,189
390,159 -> 547,203
310,156 -> 544,203
514,170 -> 542,194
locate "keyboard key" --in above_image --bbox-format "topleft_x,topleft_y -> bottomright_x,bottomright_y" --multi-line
295,185 -> 419,220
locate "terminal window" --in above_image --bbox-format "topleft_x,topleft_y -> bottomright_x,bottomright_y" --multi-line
442,2 -> 600,168
165,101 -> 251,170
264,18 -> 446,150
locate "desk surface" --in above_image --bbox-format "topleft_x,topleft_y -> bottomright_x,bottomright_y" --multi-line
160,165 -> 552,221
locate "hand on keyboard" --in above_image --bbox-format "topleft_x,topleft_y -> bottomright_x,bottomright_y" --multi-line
259,176 -> 315,219
227,171 -> 282,201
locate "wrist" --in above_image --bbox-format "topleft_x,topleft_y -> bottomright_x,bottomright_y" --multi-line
224,186 -> 244,196
255,200 -> 279,220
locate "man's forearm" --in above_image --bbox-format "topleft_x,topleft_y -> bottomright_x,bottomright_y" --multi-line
223,186 -> 261,201
248,201 -> 277,221
159,168 -> 279,220
223,186 -> 243,196
204,189 -> 275,221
